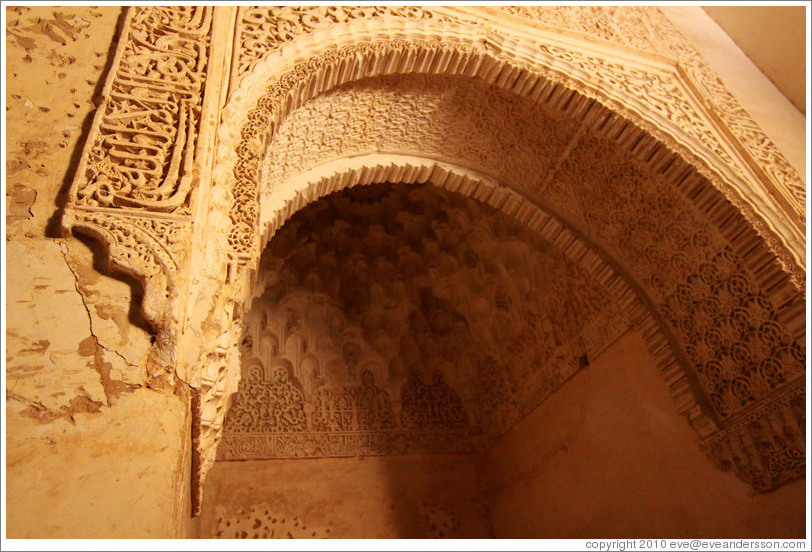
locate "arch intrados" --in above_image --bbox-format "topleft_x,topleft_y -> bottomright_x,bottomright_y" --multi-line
246,153 -> 714,434
194,15 -> 806,511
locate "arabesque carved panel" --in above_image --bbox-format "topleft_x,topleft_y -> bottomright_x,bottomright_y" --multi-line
74,7 -> 211,213
234,6 -> 447,86
495,5 -> 805,227
261,73 -> 806,427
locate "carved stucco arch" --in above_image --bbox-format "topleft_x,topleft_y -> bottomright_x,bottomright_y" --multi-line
215,17 -> 805,278
58,7 -> 805,515
189,18 -> 805,510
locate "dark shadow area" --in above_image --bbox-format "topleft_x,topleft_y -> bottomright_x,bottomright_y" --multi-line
71,228 -> 155,337
200,182 -> 618,538
44,7 -> 128,238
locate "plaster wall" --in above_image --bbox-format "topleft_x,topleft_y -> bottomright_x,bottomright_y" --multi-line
485,330 -> 806,539
199,454 -> 492,538
702,6 -> 806,116
5,6 -> 190,538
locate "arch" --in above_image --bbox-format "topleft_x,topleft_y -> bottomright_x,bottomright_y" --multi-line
53,7 -> 805,515
213,16 -> 804,278
238,151 -> 804,490
190,21 -> 805,508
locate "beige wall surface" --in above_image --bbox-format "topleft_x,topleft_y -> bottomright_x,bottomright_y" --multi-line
485,330 -> 806,539
5,6 -> 191,538
703,6 -> 806,116
663,6 -> 806,179
200,454 -> 493,538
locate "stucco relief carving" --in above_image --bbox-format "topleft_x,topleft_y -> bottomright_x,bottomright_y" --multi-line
222,16 -> 804,285
61,211 -> 190,330
495,6 -> 805,225
57,6 -> 806,513
219,183 -> 628,459
73,6 -> 210,212
549,130 -> 806,424
703,379 -> 805,492
61,6 -> 213,364
234,6 -> 447,87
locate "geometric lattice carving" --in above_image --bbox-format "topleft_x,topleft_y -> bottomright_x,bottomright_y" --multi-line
664,248 -> 805,420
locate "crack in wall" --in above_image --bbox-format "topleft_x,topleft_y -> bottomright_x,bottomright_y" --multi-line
59,239 -> 144,405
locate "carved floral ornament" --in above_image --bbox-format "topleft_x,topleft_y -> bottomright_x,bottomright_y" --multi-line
59,7 -> 805,515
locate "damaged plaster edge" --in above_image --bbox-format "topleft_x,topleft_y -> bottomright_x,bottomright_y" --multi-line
6,388 -> 103,425
57,238 -> 145,407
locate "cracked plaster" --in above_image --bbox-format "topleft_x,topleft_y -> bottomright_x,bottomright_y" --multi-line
5,6 -> 190,539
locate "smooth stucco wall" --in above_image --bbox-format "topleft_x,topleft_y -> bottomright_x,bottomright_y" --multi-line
485,329 -> 806,539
